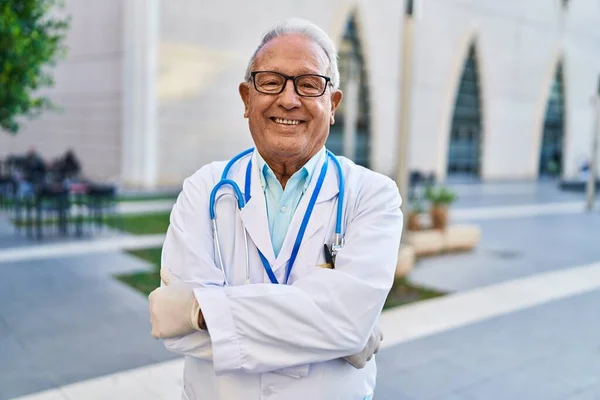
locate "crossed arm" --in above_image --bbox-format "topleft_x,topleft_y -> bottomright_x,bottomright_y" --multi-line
152,168 -> 403,375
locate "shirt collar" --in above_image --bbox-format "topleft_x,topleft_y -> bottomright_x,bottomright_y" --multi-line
255,147 -> 326,192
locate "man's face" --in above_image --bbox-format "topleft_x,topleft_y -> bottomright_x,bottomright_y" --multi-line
239,34 -> 343,163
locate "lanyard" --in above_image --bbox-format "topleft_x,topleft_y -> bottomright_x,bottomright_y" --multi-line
244,154 -> 329,284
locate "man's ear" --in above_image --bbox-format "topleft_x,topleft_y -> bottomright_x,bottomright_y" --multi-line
239,82 -> 250,118
330,89 -> 343,125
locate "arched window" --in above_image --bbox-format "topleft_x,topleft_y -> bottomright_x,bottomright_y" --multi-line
539,63 -> 565,177
447,44 -> 483,177
327,14 -> 371,167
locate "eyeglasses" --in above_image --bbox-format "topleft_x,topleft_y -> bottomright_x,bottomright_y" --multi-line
250,71 -> 331,97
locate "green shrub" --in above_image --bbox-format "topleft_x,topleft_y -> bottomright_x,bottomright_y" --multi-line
424,186 -> 457,206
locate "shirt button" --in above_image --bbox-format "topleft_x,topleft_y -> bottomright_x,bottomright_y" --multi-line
280,206 -> 287,213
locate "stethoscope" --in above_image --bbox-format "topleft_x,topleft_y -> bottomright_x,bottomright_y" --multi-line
209,147 -> 345,286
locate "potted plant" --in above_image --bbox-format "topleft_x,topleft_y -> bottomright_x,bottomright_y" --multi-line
424,186 -> 456,230
407,199 -> 424,231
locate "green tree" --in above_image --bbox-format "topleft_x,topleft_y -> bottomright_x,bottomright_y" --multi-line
0,0 -> 70,134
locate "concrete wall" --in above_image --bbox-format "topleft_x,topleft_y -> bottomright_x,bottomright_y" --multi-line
4,0 -> 599,187
155,0 -> 405,185
0,0 -> 125,182
157,0 -> 600,185
563,0 -> 600,179
409,0 -> 600,181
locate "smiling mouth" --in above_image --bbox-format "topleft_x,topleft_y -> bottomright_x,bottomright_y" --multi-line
270,117 -> 303,126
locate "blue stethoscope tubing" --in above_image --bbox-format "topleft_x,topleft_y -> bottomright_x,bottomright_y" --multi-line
209,147 -> 344,286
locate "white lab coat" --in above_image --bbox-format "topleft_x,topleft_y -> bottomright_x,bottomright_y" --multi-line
161,151 -> 403,400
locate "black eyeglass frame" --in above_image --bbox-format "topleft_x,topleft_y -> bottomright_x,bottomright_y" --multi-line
249,71 -> 332,97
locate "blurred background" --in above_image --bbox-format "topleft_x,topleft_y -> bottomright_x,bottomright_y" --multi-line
2,0 -> 599,187
1,1 -> 600,400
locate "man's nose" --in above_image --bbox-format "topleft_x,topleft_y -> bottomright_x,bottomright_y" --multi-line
277,80 -> 302,109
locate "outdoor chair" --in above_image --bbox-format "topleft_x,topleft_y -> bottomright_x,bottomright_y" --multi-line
86,184 -> 121,232
0,176 -> 17,210
34,184 -> 71,240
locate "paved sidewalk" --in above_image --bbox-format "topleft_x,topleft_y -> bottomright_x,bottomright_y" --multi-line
117,200 -> 175,215
0,198 -> 174,251
0,212 -> 175,400
0,210 -> 176,400
447,181 -> 585,208
0,213 -> 128,251
375,287 -> 600,400
0,234 -> 166,264
12,261 -> 600,400
0,209 -> 166,263
0,251 -> 179,400
3,181 -> 600,400
410,211 -> 600,291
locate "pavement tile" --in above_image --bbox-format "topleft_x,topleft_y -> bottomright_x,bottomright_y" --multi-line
9,390 -> 67,400
2,184 -> 600,399
126,360 -> 184,399
0,242 -> 174,400
456,359 -> 583,400
373,382 -> 416,400
410,212 -> 600,292
565,386 -> 600,400
532,347 -> 600,390
376,337 -> 456,373
377,288 -> 600,400
384,358 -> 487,400
0,372 -> 59,400
59,373 -> 164,400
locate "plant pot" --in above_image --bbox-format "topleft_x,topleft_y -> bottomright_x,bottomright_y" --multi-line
430,205 -> 448,230
407,213 -> 421,231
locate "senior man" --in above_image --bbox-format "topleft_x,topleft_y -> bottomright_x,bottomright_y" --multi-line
149,18 -> 403,400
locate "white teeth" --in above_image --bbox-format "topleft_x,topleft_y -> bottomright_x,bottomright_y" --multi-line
274,118 -> 300,125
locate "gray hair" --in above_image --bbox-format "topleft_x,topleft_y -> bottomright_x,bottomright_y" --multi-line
244,18 -> 340,90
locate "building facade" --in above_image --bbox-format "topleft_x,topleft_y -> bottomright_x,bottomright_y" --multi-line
1,0 -> 599,188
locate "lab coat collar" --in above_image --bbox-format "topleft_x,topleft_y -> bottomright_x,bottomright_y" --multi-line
234,151 -> 277,264
233,150 -> 340,274
274,156 -> 338,271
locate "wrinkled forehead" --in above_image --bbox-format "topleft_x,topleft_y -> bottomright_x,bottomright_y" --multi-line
253,34 -> 329,75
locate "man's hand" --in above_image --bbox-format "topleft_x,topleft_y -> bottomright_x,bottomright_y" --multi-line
343,325 -> 383,369
148,268 -> 203,339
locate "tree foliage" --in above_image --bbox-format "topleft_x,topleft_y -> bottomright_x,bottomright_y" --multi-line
0,0 -> 70,134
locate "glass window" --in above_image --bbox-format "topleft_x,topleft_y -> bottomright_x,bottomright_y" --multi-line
539,63 -> 565,177
326,14 -> 371,168
447,45 -> 483,177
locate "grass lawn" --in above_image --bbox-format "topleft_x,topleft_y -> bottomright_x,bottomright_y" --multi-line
119,247 -> 445,307
117,194 -> 179,203
109,213 -> 169,294
117,248 -> 163,296
8,207 -> 445,307
102,212 -> 167,294
104,212 -> 171,235
111,212 -> 446,305
383,277 -> 445,309
121,249 -> 445,306
10,210 -> 172,235
2,194 -> 177,208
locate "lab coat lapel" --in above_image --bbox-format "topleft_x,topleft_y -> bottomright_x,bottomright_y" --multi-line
273,157 -> 339,272
234,152 -> 277,265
